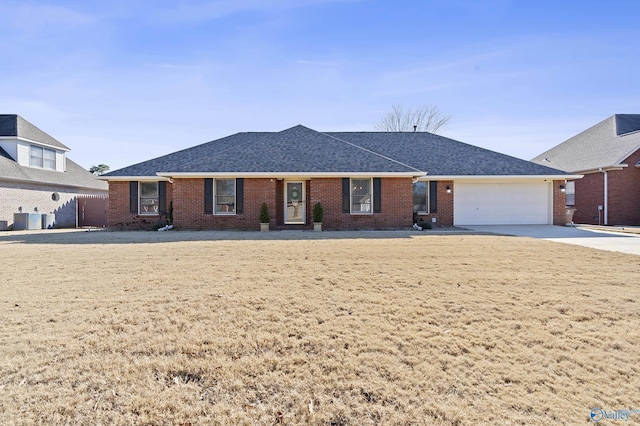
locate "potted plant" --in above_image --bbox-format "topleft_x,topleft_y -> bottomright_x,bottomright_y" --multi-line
259,202 -> 270,232
312,202 -> 323,231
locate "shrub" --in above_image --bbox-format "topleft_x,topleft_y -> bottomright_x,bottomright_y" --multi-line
259,202 -> 270,223
312,202 -> 324,223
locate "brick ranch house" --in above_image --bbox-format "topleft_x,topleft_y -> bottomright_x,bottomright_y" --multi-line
102,125 -> 575,231
0,114 -> 108,230
533,114 -> 640,226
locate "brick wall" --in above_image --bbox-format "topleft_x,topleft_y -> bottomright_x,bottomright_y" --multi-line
308,178 -> 415,230
0,181 -> 105,230
415,180 -> 454,227
572,149 -> 640,225
552,179 -> 567,225
108,177 -> 425,231
608,149 -> 640,225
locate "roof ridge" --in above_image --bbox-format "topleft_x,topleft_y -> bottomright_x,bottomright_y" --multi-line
318,131 -> 424,173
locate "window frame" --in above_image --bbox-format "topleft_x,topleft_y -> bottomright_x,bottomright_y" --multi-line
350,178 -> 373,214
214,178 -> 237,215
413,181 -> 429,214
565,181 -> 575,207
29,145 -> 56,170
139,181 -> 160,215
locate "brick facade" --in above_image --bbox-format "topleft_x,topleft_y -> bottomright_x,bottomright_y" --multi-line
552,179 -> 568,225
415,180 -> 454,227
571,149 -> 640,225
108,177 -> 423,231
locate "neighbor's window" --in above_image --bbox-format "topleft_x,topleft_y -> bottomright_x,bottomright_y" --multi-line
351,178 -> 372,213
139,182 -> 159,214
565,181 -> 575,206
413,181 -> 428,213
215,179 -> 236,214
30,146 -> 56,170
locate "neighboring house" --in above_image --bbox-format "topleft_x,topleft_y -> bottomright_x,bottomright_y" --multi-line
102,125 -> 574,231
532,114 -> 640,226
0,114 -> 108,230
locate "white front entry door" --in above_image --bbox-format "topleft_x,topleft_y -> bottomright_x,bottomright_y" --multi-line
285,181 -> 305,224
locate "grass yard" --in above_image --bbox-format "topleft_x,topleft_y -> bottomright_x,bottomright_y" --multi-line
0,229 -> 639,425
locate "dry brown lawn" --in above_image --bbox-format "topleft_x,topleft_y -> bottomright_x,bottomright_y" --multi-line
0,229 -> 639,425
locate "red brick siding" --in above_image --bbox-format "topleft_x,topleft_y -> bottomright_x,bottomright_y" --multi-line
109,177 -> 458,230
608,149 -> 640,225
572,149 -> 640,225
415,180 -> 454,227
108,181 -> 174,230
172,178 -> 276,231
552,180 -> 567,225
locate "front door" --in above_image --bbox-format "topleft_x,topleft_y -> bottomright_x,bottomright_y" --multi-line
285,181 -> 305,224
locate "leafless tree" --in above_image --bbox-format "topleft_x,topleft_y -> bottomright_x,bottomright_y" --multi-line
374,104 -> 450,133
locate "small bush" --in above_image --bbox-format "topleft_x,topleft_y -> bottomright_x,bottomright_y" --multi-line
312,202 -> 324,223
259,202 -> 270,223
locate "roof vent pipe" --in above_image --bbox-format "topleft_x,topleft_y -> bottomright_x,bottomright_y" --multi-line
413,125 -> 417,132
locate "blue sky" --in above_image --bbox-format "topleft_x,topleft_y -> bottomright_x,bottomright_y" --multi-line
2,0 -> 639,171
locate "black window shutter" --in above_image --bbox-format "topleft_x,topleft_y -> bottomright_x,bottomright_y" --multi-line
235,178 -> 244,214
129,181 -> 138,213
204,178 -> 213,214
158,181 -> 167,213
373,178 -> 382,213
342,178 -> 350,213
429,181 -> 438,213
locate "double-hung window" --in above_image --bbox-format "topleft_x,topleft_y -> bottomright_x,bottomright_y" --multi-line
139,182 -> 159,214
351,178 -> 372,214
413,181 -> 437,213
565,181 -> 575,206
30,145 -> 56,170
215,179 -> 236,214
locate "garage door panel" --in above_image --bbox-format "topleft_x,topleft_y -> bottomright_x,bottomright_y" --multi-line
454,183 -> 550,225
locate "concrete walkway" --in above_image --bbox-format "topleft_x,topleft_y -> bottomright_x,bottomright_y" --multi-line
463,225 -> 640,256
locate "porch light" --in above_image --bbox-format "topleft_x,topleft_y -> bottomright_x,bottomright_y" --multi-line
559,185 -> 566,193
446,185 -> 452,194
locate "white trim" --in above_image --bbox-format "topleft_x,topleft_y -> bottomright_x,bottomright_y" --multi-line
573,166 -> 624,174
0,136 -> 71,152
417,174 -> 582,180
155,171 -> 421,179
350,177 -> 373,215
213,178 -> 237,216
284,180 -> 305,224
603,171 -> 608,226
99,176 -> 172,182
138,181 -> 160,216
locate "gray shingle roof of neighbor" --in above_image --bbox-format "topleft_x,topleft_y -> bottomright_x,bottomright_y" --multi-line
531,114 -> 640,173
0,114 -> 70,151
0,154 -> 108,190
105,125 -> 570,177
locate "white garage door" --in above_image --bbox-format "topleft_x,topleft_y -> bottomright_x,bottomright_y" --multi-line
454,182 -> 551,225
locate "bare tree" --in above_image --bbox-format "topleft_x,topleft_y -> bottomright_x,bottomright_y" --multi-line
374,104 -> 450,133
89,164 -> 110,175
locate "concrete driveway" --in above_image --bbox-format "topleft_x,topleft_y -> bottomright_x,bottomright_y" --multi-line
463,225 -> 640,256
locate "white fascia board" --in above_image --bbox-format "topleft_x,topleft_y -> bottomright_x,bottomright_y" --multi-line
573,166 -> 625,174
14,137 -> 71,152
98,176 -> 172,182
156,171 -> 423,179
417,174 -> 583,181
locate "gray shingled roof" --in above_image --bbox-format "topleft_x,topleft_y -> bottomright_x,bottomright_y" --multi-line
0,115 -> 70,151
105,125 -> 569,178
531,114 -> 640,172
328,132 -> 566,176
0,154 -> 108,190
